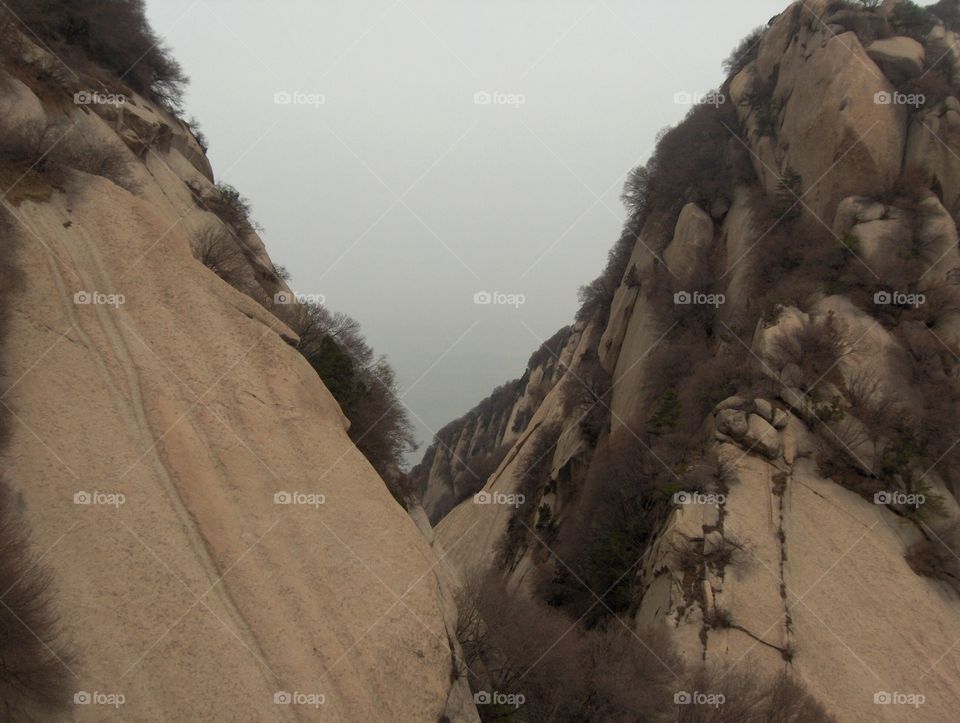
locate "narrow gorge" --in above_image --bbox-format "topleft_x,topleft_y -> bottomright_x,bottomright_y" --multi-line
1,0 -> 959,721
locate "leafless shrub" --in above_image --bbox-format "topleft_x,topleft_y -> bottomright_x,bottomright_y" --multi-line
907,520 -> 960,593
0,485 -> 71,719
539,428 -> 679,621
0,118 -> 139,199
190,227 -> 249,286
929,0 -> 960,31
199,183 -> 259,239
0,118 -> 71,204
457,566 -> 682,723
723,26 -> 766,77
459,566 -> 833,722
451,443 -> 510,498
768,313 -> 850,391
0,118 -> 68,170
675,533 -> 750,578
4,0 -> 187,108
843,369 -> 907,469
51,134 -> 139,193
185,116 -> 209,153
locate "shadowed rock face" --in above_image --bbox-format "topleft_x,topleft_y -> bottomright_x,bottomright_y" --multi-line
421,2 -> 960,720
410,326 -> 577,523
0,32 -> 477,723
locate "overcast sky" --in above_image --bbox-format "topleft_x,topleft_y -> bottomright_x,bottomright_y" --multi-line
145,0 -> 788,465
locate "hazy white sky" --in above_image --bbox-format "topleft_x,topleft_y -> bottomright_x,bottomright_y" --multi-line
145,0 -> 788,463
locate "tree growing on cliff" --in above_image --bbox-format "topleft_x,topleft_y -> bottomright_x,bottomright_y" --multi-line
294,301 -> 416,498
3,0 -> 187,108
722,26 -> 766,77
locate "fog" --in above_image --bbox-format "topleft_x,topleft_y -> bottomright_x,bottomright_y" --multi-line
145,0 -> 788,464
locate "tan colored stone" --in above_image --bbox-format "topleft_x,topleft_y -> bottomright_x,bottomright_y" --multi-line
716,409 -> 749,439
2,78 -> 476,723
867,36 -> 925,79
663,203 -> 714,284
771,29 -> 907,221
745,414 -> 782,460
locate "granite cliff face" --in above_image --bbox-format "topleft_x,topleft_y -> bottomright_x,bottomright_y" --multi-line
421,1 -> 960,720
0,18 -> 476,723
411,326 -> 575,523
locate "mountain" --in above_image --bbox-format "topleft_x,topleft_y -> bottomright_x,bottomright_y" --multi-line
419,1 -> 960,720
0,4 -> 475,720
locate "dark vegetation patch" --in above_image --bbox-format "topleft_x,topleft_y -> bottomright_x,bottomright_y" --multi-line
2,0 -> 187,108
0,209 -> 71,720
457,565 -> 835,723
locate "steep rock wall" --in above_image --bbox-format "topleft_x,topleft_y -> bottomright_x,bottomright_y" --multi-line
0,46 -> 477,722
425,1 -> 960,720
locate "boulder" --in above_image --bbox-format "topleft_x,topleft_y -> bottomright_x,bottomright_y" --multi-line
716,409 -> 749,440
716,395 -> 750,412
753,398 -> 774,422
745,414 -> 782,460
866,37 -> 925,79
826,7 -> 894,40
929,25 -> 960,81
772,408 -> 790,430
905,107 -> 960,217
914,196 -> 960,287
